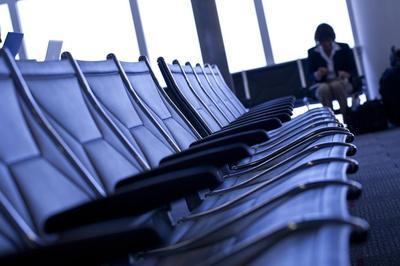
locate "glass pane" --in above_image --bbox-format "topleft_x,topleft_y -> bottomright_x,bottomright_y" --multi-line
17,0 -> 139,61
216,0 -> 266,73
0,4 -> 14,46
138,0 -> 202,64
263,0 -> 355,63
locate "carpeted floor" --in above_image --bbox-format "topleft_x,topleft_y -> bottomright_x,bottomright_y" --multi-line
350,128 -> 400,265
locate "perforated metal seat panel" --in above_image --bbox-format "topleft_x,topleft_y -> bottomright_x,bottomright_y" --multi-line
122,61 -> 201,150
78,60 -> 176,167
0,54 -> 100,255
17,60 -> 145,193
168,64 -> 226,133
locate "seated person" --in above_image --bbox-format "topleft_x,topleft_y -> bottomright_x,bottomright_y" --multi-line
380,47 -> 400,126
308,23 -> 357,116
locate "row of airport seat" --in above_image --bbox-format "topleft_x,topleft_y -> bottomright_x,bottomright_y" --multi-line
0,48 -> 368,265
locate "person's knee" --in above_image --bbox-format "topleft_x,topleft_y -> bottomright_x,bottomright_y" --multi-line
330,80 -> 350,111
316,83 -> 331,100
345,82 -> 353,94
330,80 -> 347,95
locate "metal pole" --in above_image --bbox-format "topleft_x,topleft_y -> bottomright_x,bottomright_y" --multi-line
7,0 -> 27,59
254,0 -> 275,65
129,0 -> 149,58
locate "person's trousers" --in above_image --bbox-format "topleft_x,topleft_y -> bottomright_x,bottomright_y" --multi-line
315,80 -> 353,115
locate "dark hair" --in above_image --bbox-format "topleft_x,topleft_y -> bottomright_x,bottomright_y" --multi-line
390,46 -> 400,67
314,23 -> 336,42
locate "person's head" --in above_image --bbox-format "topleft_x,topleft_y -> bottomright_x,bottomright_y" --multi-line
315,23 -> 336,51
390,46 -> 400,67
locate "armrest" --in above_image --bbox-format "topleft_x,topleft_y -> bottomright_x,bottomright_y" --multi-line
219,118 -> 282,136
252,101 -> 293,110
232,111 -> 292,124
189,129 -> 269,148
159,143 -> 251,168
252,98 -> 294,107
240,107 -> 293,119
45,166 -> 221,233
197,118 -> 280,143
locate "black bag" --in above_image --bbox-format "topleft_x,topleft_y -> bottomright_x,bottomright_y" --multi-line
346,100 -> 388,134
380,66 -> 400,126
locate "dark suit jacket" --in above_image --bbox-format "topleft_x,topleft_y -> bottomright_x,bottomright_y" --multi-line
307,42 -> 357,84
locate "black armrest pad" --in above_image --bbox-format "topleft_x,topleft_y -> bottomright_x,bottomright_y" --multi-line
115,165 -> 222,191
252,102 -> 293,110
159,143 -> 251,168
201,118 -> 280,142
45,166 -> 221,233
189,129 -> 269,148
239,108 -> 292,119
219,118 -> 282,135
232,111 -> 291,124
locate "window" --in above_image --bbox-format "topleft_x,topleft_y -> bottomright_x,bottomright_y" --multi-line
0,4 -> 14,47
17,0 -> 139,61
137,0 -> 202,64
216,0 -> 266,73
263,0 -> 355,63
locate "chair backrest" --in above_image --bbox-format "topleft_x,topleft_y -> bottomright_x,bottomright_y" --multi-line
202,64 -> 244,117
0,208 -> 25,256
192,65 -> 237,122
76,58 -> 179,167
120,57 -> 201,150
17,56 -> 148,195
158,58 -> 223,135
178,63 -> 230,128
0,48 -> 102,255
0,50 -> 37,256
211,65 -> 247,113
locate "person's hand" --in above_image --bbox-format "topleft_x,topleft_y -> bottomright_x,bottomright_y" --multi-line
317,67 -> 328,76
338,71 -> 351,79
314,67 -> 328,80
